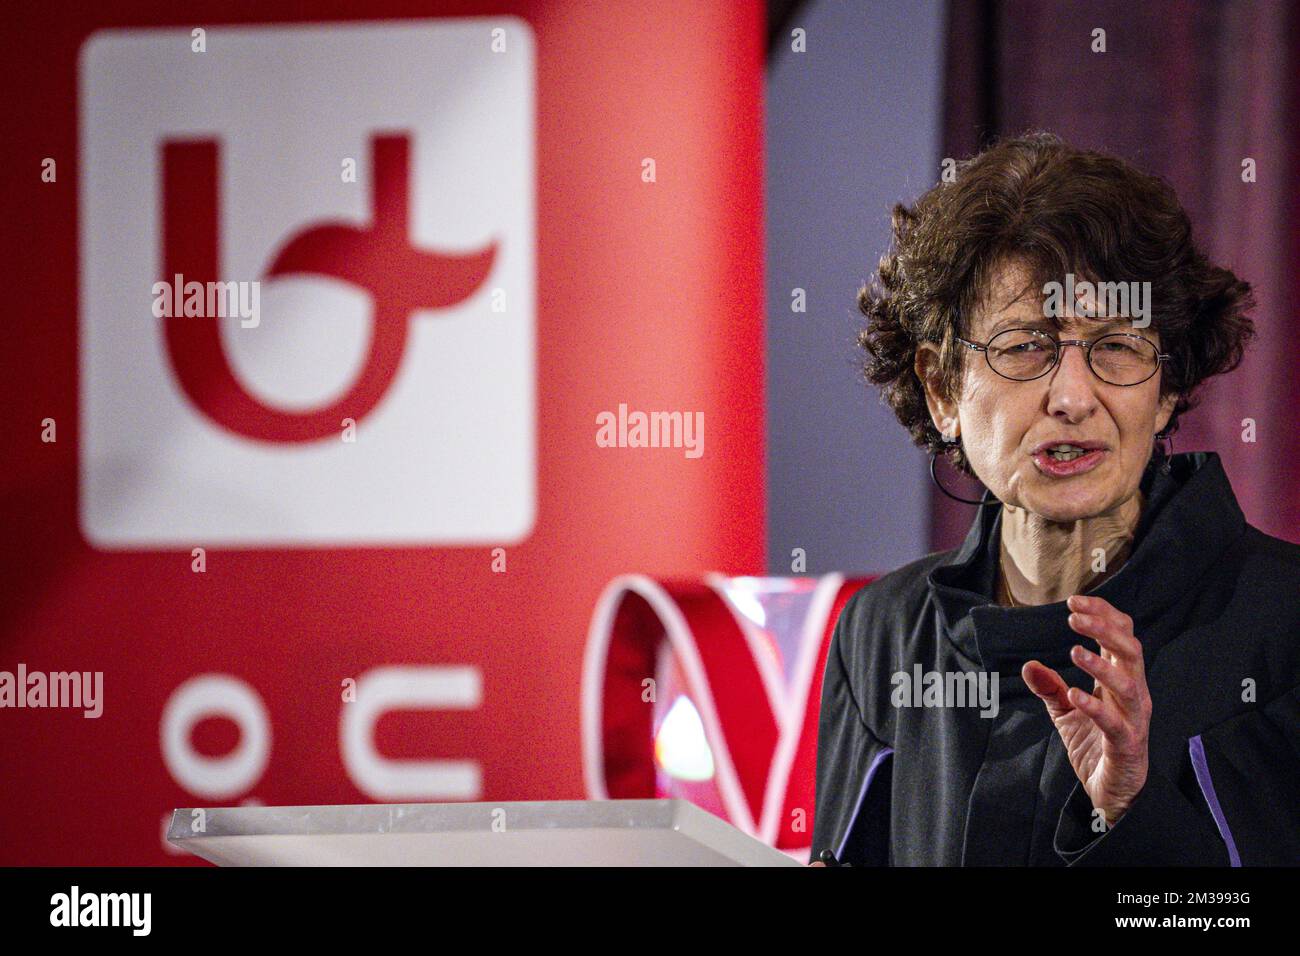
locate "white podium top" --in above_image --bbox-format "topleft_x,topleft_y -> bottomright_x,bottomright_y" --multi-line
167,799 -> 804,867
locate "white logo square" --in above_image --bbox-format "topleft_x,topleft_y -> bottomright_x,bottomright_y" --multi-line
79,20 -> 535,547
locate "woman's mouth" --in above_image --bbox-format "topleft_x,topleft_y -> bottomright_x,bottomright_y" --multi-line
1031,443 -> 1107,477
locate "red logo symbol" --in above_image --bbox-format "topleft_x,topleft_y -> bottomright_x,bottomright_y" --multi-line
161,134 -> 497,443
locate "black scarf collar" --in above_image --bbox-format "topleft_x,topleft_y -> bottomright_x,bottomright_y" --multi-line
927,451 -> 1246,679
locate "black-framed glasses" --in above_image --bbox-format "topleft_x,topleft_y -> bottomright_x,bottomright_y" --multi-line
956,328 -> 1171,386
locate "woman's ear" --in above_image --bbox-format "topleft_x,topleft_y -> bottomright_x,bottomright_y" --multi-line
1155,390 -> 1178,435
915,342 -> 960,440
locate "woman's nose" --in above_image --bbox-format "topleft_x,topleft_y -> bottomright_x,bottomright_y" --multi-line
1044,344 -> 1099,421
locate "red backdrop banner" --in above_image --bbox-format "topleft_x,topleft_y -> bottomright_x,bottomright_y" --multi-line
0,1 -> 765,864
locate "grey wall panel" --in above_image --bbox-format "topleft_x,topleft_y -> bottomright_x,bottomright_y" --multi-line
766,0 -> 946,574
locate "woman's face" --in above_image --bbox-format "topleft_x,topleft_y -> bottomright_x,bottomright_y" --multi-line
919,259 -> 1178,522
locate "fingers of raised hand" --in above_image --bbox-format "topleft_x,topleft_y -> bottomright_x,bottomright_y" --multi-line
1066,594 -> 1142,668
1070,644 -> 1142,714
1065,684 -> 1128,738
1022,660 -> 1072,718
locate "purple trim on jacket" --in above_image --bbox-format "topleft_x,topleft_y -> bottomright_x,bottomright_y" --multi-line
836,747 -> 894,861
1188,735 -> 1242,867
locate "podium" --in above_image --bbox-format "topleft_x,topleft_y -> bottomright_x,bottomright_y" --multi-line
166,798 -> 804,866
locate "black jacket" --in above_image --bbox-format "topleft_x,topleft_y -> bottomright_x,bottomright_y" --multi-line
811,451 -> 1300,865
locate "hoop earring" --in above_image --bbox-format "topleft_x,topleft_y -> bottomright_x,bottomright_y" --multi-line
1152,429 -> 1174,475
929,436 -> 1001,507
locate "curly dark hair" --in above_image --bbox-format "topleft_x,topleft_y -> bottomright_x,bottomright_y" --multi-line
856,131 -> 1256,476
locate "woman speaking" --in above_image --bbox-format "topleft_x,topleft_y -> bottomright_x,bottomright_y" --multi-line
810,132 -> 1300,866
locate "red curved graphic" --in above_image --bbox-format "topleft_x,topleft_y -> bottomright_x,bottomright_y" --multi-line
583,575 -> 871,849
161,135 -> 497,443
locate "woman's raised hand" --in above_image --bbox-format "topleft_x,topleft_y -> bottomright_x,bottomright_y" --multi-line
1022,594 -> 1151,828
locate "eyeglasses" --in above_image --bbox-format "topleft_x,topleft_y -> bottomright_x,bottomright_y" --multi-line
955,328 -> 1171,386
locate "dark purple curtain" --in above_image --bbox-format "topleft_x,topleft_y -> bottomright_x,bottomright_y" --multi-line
933,0 -> 1300,550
